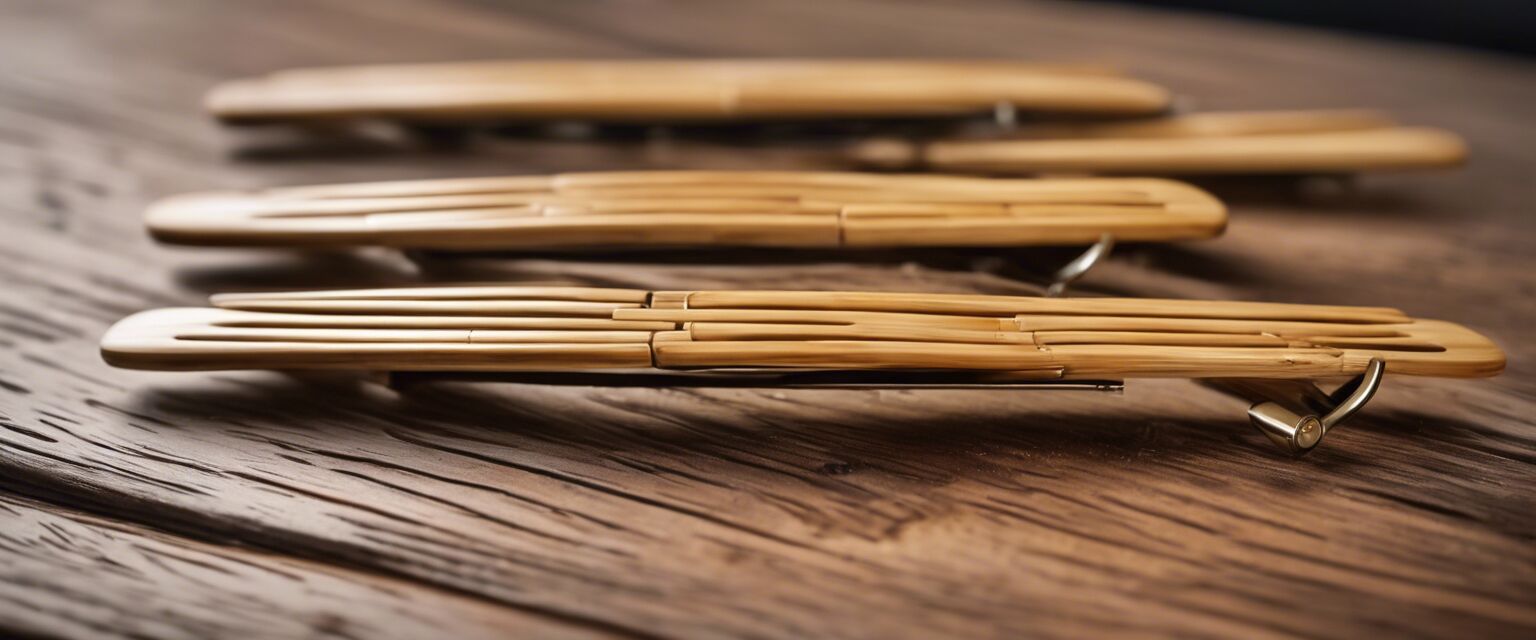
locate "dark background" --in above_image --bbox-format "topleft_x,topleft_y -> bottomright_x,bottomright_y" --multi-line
1111,0 -> 1536,55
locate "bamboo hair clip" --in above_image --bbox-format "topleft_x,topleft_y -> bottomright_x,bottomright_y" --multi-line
102,286 -> 1503,455
146,171 -> 1224,249
146,171 -> 1224,294
205,59 -> 1172,125
852,110 -> 1468,175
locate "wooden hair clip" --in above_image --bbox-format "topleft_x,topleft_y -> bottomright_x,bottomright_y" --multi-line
146,171 -> 1223,292
204,59 -> 1172,124
102,286 -> 1503,454
852,110 -> 1468,175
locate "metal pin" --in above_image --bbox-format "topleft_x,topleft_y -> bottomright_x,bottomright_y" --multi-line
993,100 -> 1018,130
1046,234 -> 1114,298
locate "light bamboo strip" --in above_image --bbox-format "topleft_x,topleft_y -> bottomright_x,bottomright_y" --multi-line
1032,331 -> 1292,348
651,339 -> 1062,371
1013,315 -> 1406,337
684,322 -> 1033,345
211,286 -> 649,303
174,327 -> 655,344
1015,110 -> 1400,140
614,308 -> 1015,332
669,291 -> 1409,323
212,299 -> 641,317
864,126 -> 1467,174
210,312 -> 674,332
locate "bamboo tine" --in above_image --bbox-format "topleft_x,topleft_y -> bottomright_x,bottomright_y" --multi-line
1018,110 -> 1400,140
1300,336 -> 1447,352
173,327 -> 656,344
541,199 -> 841,215
211,312 -> 674,331
1032,331 -> 1292,347
832,202 -> 1186,221
652,340 -> 1062,371
212,299 -> 641,317
270,176 -> 557,200
470,330 -> 657,344
685,322 -> 1034,344
211,286 -> 649,303
100,308 -> 657,371
841,213 -> 1222,246
613,308 -> 1015,331
369,214 -> 844,249
911,127 -> 1469,174
1012,315 -> 1407,337
248,194 -> 551,218
176,327 -> 474,343
671,291 -> 1409,323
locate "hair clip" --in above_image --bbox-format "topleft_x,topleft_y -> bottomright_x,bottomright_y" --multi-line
852,110 -> 1467,174
146,171 -> 1222,293
102,286 -> 1503,455
204,59 -> 1172,125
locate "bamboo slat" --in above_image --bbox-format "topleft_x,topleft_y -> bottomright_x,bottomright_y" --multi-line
851,111 -> 1468,174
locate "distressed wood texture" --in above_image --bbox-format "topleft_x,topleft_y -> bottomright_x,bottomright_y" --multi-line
1,0 -> 1534,638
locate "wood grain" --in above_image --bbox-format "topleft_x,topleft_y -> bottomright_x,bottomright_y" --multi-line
1,0 -> 1534,639
0,494 -> 606,640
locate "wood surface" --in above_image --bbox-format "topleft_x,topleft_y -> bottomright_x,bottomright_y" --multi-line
2,1 -> 1534,639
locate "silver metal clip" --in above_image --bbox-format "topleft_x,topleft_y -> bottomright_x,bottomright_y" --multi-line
993,100 -> 1018,130
374,369 -> 1125,394
1046,234 -> 1114,298
1204,358 -> 1385,455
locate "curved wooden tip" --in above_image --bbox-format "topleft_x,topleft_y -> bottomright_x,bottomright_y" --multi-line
205,79 -> 281,124
1381,127 -> 1469,169
145,190 -> 381,246
1354,319 -> 1506,378
146,192 -> 258,245
101,308 -> 214,371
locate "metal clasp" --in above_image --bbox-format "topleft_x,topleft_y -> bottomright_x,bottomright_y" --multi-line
993,100 -> 1018,130
1046,233 -> 1115,297
1204,358 -> 1385,455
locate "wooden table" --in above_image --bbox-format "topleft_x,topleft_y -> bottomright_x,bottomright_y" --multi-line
2,1 -> 1533,638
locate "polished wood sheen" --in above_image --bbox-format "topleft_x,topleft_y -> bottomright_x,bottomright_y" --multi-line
851,110 -> 1469,174
206,59 -> 1172,123
145,171 -> 1226,249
